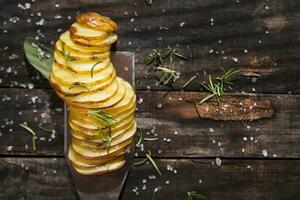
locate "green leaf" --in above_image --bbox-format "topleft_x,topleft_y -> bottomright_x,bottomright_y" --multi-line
199,93 -> 216,104
23,37 -> 53,79
90,61 -> 102,77
89,111 -> 115,127
68,84 -> 89,91
187,191 -> 206,200
146,151 -> 162,175
19,123 -> 37,151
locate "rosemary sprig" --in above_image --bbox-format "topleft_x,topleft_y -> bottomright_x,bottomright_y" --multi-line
199,68 -> 239,104
183,75 -> 197,89
187,191 -> 206,200
134,151 -> 162,175
145,47 -> 187,86
68,84 -> 89,91
145,0 -> 153,6
19,123 -> 37,151
136,128 -> 158,147
97,126 -> 112,153
38,124 -> 54,133
89,110 -> 116,127
91,61 -> 102,77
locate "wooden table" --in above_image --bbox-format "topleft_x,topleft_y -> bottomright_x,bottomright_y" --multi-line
0,0 -> 300,199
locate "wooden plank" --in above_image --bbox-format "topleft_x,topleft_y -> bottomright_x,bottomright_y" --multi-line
0,157 -> 299,199
0,88 -> 299,159
0,0 -> 300,93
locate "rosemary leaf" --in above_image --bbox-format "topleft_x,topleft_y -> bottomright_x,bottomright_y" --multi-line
19,123 -> 37,151
133,157 -> 148,166
199,93 -> 216,104
146,151 -> 162,175
91,61 -> 102,77
187,191 -> 206,200
143,137 -> 159,141
38,125 -> 54,133
145,0 -> 153,5
173,50 -> 188,60
68,84 -> 89,91
183,75 -> 197,89
89,111 -> 115,127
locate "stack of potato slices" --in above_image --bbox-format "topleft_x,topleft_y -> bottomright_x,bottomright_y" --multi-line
49,12 -> 136,175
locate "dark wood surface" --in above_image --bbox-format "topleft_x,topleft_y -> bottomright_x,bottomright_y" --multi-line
0,0 -> 300,199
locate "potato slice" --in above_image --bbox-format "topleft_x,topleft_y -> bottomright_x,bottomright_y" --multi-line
70,22 -> 108,40
72,33 -> 118,48
55,41 -> 110,62
51,61 -> 115,86
54,50 -> 111,74
70,118 -> 135,143
72,137 -> 133,159
69,110 -> 134,133
69,96 -> 135,123
69,145 -> 126,168
49,70 -> 116,95
72,155 -> 126,175
62,78 -> 128,108
76,12 -> 117,32
60,32 -> 111,54
71,81 -> 136,114
72,122 -> 136,149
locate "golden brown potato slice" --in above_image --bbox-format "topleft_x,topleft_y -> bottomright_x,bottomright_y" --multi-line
51,61 -> 115,86
69,110 -> 135,133
72,33 -> 118,48
68,145 -> 126,168
70,118 -> 135,143
71,81 -> 136,114
72,137 -> 133,159
54,51 -> 111,73
72,122 -> 136,149
70,22 -> 108,40
76,12 -> 117,32
61,78 -> 127,108
60,32 -> 111,54
72,155 -> 126,175
49,70 -> 116,95
55,40 -> 110,62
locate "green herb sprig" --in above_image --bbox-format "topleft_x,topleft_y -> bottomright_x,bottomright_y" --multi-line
187,191 -> 206,200
90,111 -> 116,152
136,128 -> 158,147
182,75 -> 197,89
134,151 -> 162,175
91,61 -> 102,77
89,110 -> 116,127
19,123 -> 37,151
145,47 -> 187,86
38,124 -> 54,133
23,37 -> 53,79
68,84 -> 89,91
97,126 -> 112,153
199,67 -> 239,104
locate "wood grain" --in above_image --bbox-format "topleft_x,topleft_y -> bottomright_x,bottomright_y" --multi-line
0,88 -> 299,159
0,0 -> 300,93
0,157 -> 299,200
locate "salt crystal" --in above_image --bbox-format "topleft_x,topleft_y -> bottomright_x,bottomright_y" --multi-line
215,157 -> 222,166
179,21 -> 185,27
165,180 -> 170,184
243,137 -> 247,141
137,97 -> 143,104
209,128 -> 214,133
174,130 -> 178,135
25,3 -> 31,9
244,49 -> 248,53
142,179 -> 147,183
199,179 -> 202,184
262,150 -> 268,157
157,103 -> 163,109
7,146 -> 13,151
232,57 -> 239,63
